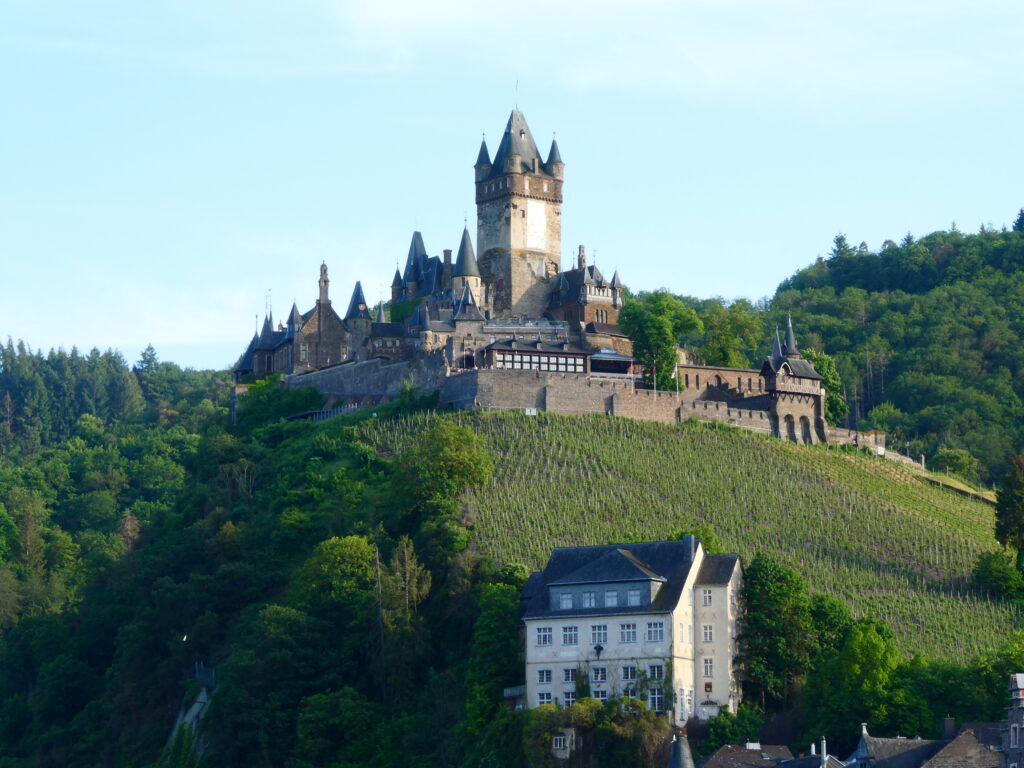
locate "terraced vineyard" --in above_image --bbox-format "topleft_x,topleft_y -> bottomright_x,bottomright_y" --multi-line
359,410 -> 1022,662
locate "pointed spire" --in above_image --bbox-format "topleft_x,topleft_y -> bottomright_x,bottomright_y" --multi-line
772,327 -> 783,362
492,109 -> 543,175
610,269 -> 623,289
404,232 -> 426,281
546,137 -> 562,165
453,227 -> 480,278
476,137 -> 491,166
345,281 -> 371,320
375,305 -> 386,323
286,302 -> 302,337
784,314 -> 800,357
391,268 -> 403,288
257,313 -> 274,348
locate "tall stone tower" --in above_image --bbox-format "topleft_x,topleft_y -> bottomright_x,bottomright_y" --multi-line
475,110 -> 563,317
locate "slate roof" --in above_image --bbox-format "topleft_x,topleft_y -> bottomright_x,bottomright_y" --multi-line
669,735 -> 696,768
485,339 -> 588,355
703,744 -> 794,768
476,138 -> 491,166
957,723 -> 1002,750
585,322 -> 628,337
371,322 -> 406,337
522,537 -> 726,620
783,315 -> 800,357
233,333 -> 259,373
345,282 -> 372,320
549,548 -> 666,586
779,756 -> 846,768
549,265 -> 611,308
765,356 -> 823,381
919,731 -> 999,768
761,317 -> 822,380
391,268 -> 403,288
489,109 -> 549,179
453,227 -> 480,278
453,283 -> 484,321
546,137 -> 563,166
848,734 -> 945,768
696,554 -> 740,585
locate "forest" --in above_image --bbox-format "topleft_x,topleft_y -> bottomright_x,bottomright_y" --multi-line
0,339 -> 1021,767
621,222 -> 1024,484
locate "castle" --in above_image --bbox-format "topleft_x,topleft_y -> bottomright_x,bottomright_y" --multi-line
233,110 -> 884,451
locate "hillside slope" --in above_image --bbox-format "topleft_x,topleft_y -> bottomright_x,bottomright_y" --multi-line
361,410 -> 1021,662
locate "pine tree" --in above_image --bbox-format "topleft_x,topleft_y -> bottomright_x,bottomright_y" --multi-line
996,454 -> 1024,571
1013,208 -> 1024,233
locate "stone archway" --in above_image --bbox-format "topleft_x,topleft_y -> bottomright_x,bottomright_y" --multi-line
784,414 -> 796,442
800,415 -> 813,444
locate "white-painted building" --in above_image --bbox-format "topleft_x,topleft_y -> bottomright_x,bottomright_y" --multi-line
519,536 -> 742,723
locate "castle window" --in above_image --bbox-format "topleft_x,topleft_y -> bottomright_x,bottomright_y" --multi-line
648,664 -> 664,680
702,624 -> 714,643
537,692 -> 552,706
538,669 -> 552,684
560,593 -> 573,610
562,626 -> 579,646
622,664 -> 637,681
702,588 -> 713,606
591,624 -> 607,644
544,182 -> 549,192
563,668 -> 576,683
703,658 -> 714,677
536,627 -> 553,646
604,590 -> 618,607
563,691 -> 576,706
299,343 -> 308,362
627,589 -> 641,607
620,623 -> 637,643
646,622 -> 665,642
553,735 -> 566,750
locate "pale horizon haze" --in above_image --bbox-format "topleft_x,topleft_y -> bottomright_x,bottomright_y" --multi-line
2,1 -> 1022,369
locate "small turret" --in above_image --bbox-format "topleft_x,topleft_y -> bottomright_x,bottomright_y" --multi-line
545,137 -> 564,180
286,302 -> 302,337
375,304 -> 386,323
577,244 -> 586,270
452,227 -> 482,307
475,138 -> 492,182
391,267 -> 403,304
404,232 -> 427,295
318,263 -> 330,305
345,281 -> 372,321
783,315 -> 800,358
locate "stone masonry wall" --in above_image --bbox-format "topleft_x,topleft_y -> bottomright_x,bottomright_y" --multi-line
284,351 -> 448,404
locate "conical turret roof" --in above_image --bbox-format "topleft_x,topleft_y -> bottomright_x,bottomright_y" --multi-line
610,269 -> 623,289
453,227 -> 480,278
546,137 -> 562,165
404,232 -> 427,281
476,138 -> 491,166
391,268 -> 403,288
375,305 -> 386,323
783,315 -> 800,357
345,281 -> 372,320
772,327 -> 783,362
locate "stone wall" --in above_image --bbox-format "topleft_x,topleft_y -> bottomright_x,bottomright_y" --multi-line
284,351 -> 448,403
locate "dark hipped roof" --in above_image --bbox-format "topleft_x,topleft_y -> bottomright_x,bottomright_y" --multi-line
522,537 -> 721,620
585,322 -> 628,337
920,731 -> 999,768
550,265 -> 610,307
703,744 -> 794,768
696,554 -> 740,585
848,735 -> 945,768
371,322 -> 406,337
549,548 -> 666,586
233,332 -> 259,373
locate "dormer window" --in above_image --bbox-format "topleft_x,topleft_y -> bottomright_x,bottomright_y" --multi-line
559,593 -> 573,610
627,589 -> 641,607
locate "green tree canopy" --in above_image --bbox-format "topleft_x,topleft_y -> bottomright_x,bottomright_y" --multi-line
996,454 -> 1024,569
802,348 -> 849,426
619,290 -> 702,390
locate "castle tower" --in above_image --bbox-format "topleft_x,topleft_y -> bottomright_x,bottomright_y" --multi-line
318,263 -> 330,305
452,226 -> 482,309
475,110 -> 563,317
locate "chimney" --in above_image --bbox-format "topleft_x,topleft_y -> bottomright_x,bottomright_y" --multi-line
820,738 -> 827,768
577,245 -> 586,270
810,745 -> 816,756
532,157 -> 539,173
861,723 -> 869,736
444,249 -> 452,266
942,716 -> 955,740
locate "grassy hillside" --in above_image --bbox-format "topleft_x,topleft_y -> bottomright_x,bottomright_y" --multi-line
361,410 -> 1022,662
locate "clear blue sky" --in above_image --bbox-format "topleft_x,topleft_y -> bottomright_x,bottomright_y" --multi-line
2,1 -> 1022,370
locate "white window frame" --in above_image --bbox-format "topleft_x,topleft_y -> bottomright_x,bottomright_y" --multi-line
591,624 -> 608,644
702,588 -> 712,606
559,592 -> 573,610
563,668 -> 576,683
538,669 -> 552,684
622,664 -> 637,681
620,623 -> 637,643
702,624 -> 714,643
604,590 -> 618,608
703,657 -> 714,677
646,621 -> 665,642
627,589 -> 641,607
538,691 -> 552,706
592,666 -> 607,683
562,625 -> 579,646
563,691 -> 576,706
649,664 -> 664,680
552,735 -> 566,750
536,626 -> 552,646
593,689 -> 608,702
649,686 -> 664,711
582,591 -> 596,608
